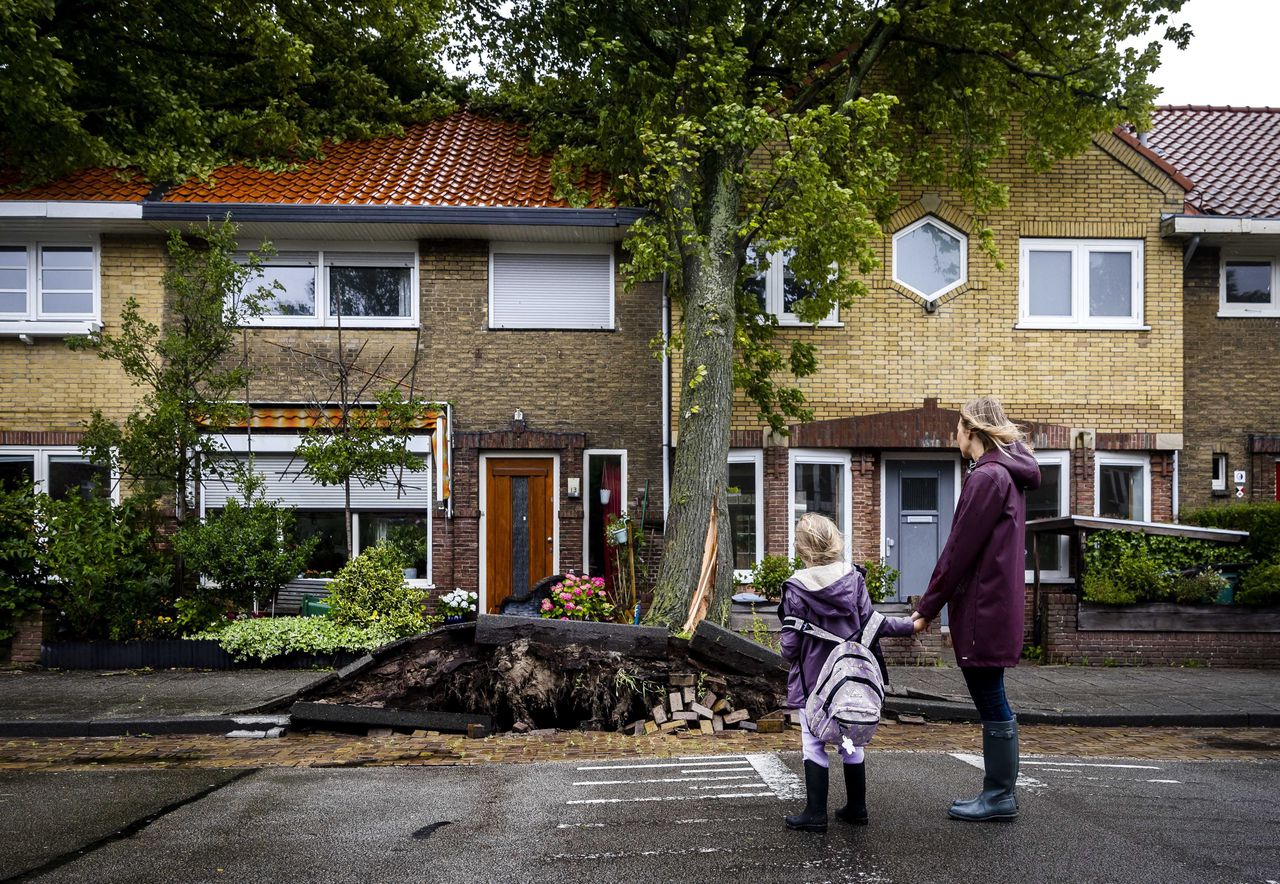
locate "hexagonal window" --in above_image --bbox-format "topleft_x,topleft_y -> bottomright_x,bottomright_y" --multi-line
892,217 -> 967,300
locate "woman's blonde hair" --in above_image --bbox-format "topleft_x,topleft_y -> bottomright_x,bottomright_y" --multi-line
794,512 -> 844,567
960,395 -> 1034,456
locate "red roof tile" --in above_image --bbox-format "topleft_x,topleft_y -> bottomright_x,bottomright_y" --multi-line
1144,106 -> 1280,217
0,167 -> 150,202
162,111 -> 613,208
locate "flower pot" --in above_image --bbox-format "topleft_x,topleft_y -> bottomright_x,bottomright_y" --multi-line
403,567 -> 418,580
444,614 -> 464,625
599,488 -> 611,505
609,527 -> 629,545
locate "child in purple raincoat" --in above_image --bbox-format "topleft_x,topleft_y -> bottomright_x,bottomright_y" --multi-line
779,513 -> 919,832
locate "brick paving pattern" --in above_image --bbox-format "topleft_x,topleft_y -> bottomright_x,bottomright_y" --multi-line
2,722 -> 1276,773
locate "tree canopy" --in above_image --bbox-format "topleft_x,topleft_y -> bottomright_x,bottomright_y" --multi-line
462,0 -> 1191,626
1,0 -> 462,185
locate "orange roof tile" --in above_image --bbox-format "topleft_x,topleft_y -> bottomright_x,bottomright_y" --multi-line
163,111 -> 613,208
0,167 -> 150,202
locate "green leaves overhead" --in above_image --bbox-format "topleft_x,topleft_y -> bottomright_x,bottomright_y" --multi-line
1,0 -> 462,185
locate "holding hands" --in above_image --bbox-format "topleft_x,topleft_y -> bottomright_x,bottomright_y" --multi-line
911,612 -> 930,634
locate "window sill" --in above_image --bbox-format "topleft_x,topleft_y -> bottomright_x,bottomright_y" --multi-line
0,320 -> 102,338
242,319 -> 419,330
1014,322 -> 1149,332
1217,310 -> 1280,319
775,319 -> 844,328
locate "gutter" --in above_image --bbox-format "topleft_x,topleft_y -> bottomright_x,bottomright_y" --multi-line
142,202 -> 647,228
1161,214 -> 1280,237
661,271 -> 670,526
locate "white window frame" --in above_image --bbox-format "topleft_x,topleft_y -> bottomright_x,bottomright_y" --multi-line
1211,453 -> 1228,492
0,237 -> 102,336
1094,452 -> 1152,521
1018,238 -> 1145,330
0,445 -> 117,501
787,449 -> 853,563
199,433 -> 434,587
1025,450 -> 1070,583
582,448 -> 628,575
727,449 -> 764,582
1219,253 -> 1280,317
235,241 -> 419,329
891,215 -> 968,301
488,241 -> 615,330
746,247 -> 841,327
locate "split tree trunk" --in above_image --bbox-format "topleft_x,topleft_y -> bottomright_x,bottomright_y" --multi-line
647,157 -> 740,630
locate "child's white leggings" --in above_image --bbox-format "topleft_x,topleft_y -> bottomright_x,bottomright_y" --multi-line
800,710 -> 865,767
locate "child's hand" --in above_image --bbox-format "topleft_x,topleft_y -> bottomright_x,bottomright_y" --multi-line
911,613 -> 930,634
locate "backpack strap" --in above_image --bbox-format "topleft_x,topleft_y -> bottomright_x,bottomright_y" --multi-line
859,611 -> 886,647
781,616 -> 847,644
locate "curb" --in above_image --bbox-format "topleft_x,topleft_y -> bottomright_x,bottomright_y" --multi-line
884,698 -> 1280,729
0,715 -> 290,738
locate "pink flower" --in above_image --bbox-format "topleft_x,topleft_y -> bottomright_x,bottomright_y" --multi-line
573,587 -> 582,596
560,616 -> 568,621
584,588 -> 593,596
565,602 -> 575,610
540,599 -> 552,611
592,577 -> 604,587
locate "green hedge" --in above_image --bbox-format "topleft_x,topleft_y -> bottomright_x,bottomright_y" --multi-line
1182,502 -> 1280,565
1082,529 -> 1243,606
191,616 -> 409,663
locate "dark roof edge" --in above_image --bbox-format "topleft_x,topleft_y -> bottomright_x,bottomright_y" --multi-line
141,202 -> 646,227
1110,127 -> 1196,192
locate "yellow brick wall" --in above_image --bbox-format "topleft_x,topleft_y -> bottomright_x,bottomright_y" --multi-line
676,135 -> 1186,436
0,235 -> 167,433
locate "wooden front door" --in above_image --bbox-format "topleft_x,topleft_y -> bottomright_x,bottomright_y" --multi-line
485,457 -> 555,613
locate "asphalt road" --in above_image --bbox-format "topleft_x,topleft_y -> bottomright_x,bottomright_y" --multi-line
2,751 -> 1277,884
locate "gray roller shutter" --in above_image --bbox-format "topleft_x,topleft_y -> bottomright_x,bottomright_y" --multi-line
490,252 -> 613,329
203,454 -> 431,509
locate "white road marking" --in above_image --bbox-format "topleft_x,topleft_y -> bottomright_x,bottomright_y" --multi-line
673,816 -> 770,825
551,845 -> 737,860
673,755 -> 749,761
573,774 -> 756,786
1145,779 -> 1182,784
950,753 -> 1046,793
687,783 -> 771,791
555,822 -> 605,829
1019,760 -> 1161,770
576,760 -> 756,771
746,753 -> 805,800
566,792 -> 777,805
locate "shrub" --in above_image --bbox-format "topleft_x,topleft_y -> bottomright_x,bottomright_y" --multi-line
1115,550 -> 1175,603
326,543 -> 427,636
1182,502 -> 1280,565
750,554 -> 801,599
860,559 -> 900,604
1082,570 -> 1138,605
39,493 -> 172,640
191,615 -> 404,663
438,588 -> 479,619
540,573 -> 615,621
1236,561 -> 1280,607
1172,569 -> 1229,605
0,483 -> 44,642
172,475 -> 316,612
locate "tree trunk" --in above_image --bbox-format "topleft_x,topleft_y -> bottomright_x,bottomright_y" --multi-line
647,157 -> 740,630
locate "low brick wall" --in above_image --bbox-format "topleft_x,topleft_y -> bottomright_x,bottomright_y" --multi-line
1040,589 -> 1280,667
8,611 -> 51,665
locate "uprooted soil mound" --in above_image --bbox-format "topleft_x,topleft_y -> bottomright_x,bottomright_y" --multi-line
304,627 -> 787,733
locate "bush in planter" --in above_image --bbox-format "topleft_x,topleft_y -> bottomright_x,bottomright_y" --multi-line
1236,561 -> 1280,607
38,492 -> 172,640
191,615 -> 403,663
173,474 -> 316,613
0,483 -> 44,642
860,559 -> 900,604
1171,569 -> 1229,605
1082,571 -> 1138,605
327,543 -> 428,636
750,554 -> 802,600
1183,502 -> 1280,565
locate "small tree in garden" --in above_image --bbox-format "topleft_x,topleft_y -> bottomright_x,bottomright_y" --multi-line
326,543 -> 428,637
37,493 -> 172,640
172,473 -> 317,615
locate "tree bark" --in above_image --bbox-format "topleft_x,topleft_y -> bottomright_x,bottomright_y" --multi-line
647,154 -> 740,630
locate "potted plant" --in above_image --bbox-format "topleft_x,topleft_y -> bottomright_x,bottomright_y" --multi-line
386,521 -> 427,580
438,588 -> 478,624
605,512 -> 630,546
539,573 -> 615,621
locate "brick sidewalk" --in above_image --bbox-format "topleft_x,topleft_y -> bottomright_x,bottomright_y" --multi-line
2,721 -> 1276,772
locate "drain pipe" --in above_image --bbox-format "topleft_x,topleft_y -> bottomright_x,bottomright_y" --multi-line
661,271 -> 671,526
1172,449 -> 1180,522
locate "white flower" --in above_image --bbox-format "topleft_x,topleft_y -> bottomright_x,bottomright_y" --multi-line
469,592 -> 477,600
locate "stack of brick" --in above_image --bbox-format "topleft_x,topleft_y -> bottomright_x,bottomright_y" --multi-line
625,672 -> 798,736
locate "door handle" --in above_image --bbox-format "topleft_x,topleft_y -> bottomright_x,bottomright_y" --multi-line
886,537 -> 895,548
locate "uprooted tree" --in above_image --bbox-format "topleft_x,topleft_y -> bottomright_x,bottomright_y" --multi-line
463,0 -> 1191,628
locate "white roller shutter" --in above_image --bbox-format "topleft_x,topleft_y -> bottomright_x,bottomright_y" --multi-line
203,454 -> 431,509
490,252 -> 613,329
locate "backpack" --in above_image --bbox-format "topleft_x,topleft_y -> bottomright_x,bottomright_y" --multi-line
781,610 -> 887,749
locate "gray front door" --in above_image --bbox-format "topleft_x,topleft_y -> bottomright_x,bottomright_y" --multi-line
885,459 -> 957,611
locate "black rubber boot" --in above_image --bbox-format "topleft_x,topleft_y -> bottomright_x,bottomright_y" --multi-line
785,760 -> 829,832
834,761 -> 868,825
949,718 -> 1019,822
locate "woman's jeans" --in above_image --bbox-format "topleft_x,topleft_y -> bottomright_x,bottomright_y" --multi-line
961,667 -> 1014,722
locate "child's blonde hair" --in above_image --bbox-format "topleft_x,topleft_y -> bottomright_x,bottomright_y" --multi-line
794,512 -> 844,567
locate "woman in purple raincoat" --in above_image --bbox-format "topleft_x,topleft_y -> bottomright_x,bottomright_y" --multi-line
912,396 -> 1040,822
